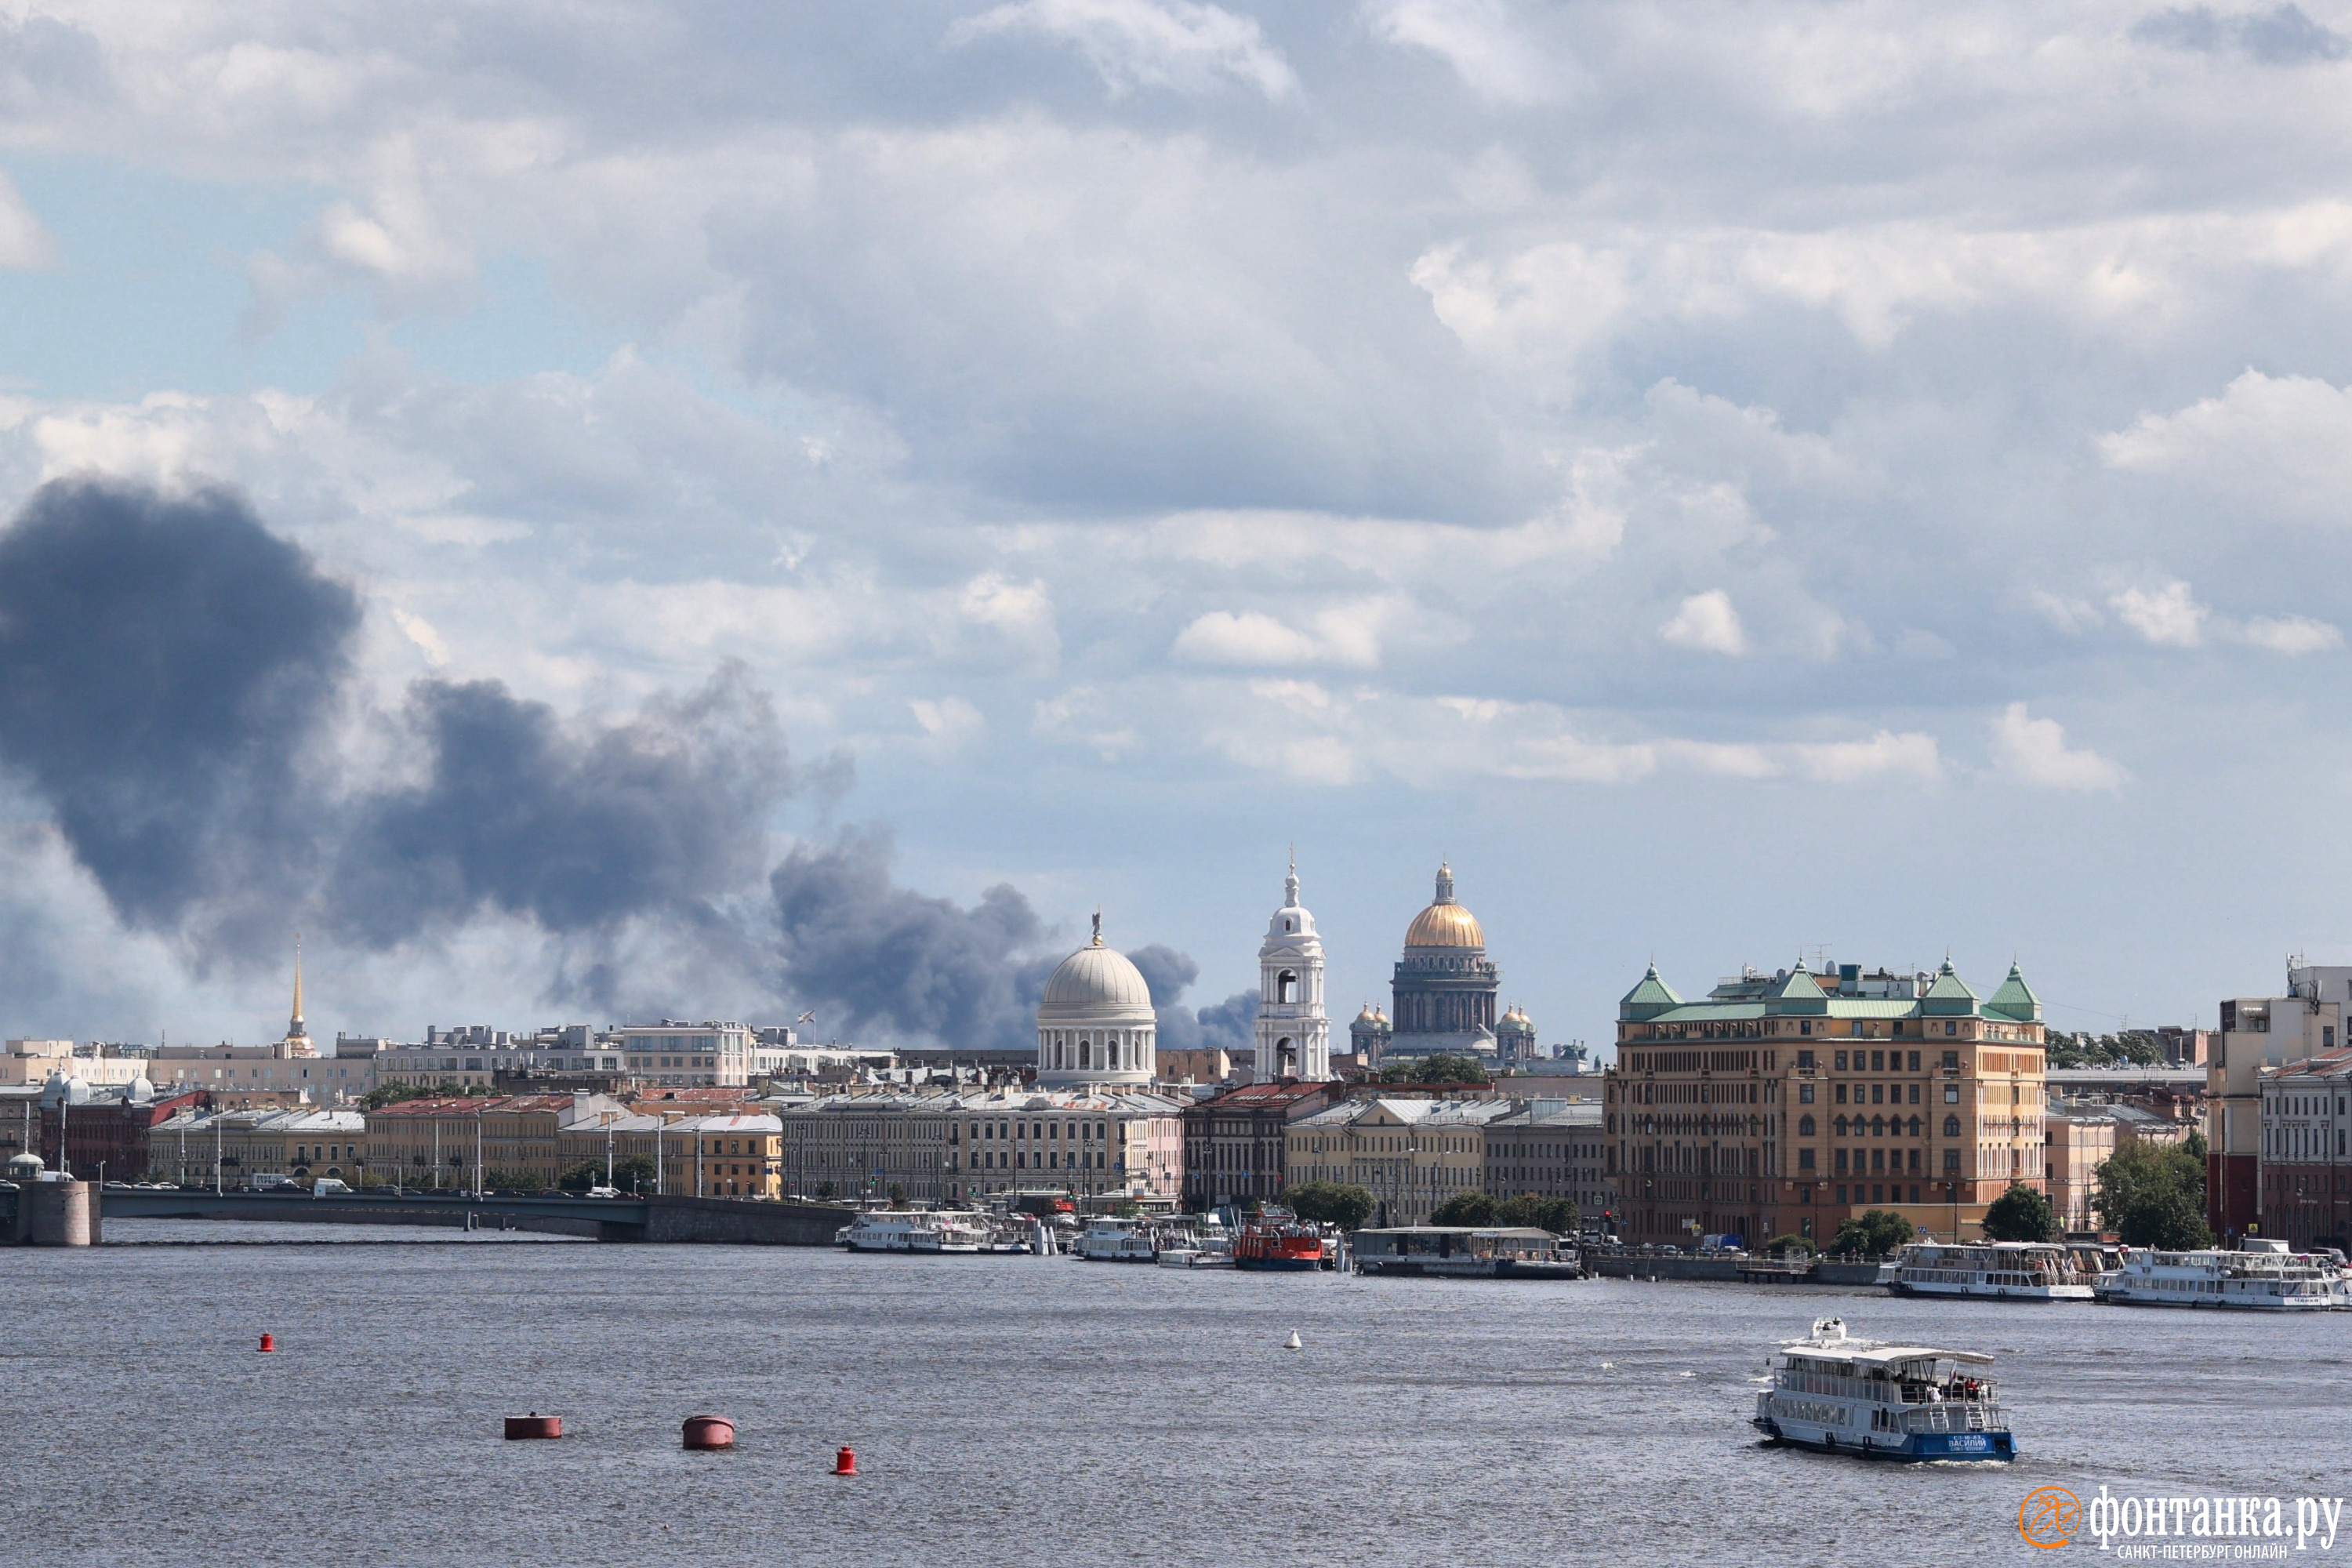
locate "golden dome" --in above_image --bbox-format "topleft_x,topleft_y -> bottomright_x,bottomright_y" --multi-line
1403,863 -> 1484,949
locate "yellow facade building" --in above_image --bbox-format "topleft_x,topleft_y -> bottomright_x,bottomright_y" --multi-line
1606,958 -> 2049,1246
1284,1095 -> 1515,1225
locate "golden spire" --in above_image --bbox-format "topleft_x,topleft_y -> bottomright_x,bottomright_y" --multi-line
289,932 -> 306,1036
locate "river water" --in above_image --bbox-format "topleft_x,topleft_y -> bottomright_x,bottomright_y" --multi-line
6,1222 -> 2344,1566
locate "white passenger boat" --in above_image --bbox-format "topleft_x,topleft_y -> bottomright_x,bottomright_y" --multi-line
2092,1240 -> 2349,1309
1073,1217 -> 1158,1261
840,1211 -> 989,1254
1881,1241 -> 2095,1301
1156,1218 -> 1235,1268
1752,1317 -> 2016,1462
907,1214 -> 990,1254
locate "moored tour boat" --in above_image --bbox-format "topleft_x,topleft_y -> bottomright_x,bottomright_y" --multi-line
1880,1241 -> 2095,1301
1751,1317 -> 2016,1462
839,1210 -> 989,1254
1234,1207 -> 1327,1272
1073,1217 -> 1159,1261
2092,1239 -> 2349,1309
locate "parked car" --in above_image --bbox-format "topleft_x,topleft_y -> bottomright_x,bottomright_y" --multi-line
310,1178 -> 352,1196
250,1173 -> 296,1192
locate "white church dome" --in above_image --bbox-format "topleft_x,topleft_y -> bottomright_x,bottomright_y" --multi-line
1039,940 -> 1155,1020
1035,915 -> 1158,1089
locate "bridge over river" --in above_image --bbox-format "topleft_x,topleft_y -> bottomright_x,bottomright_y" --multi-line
82,1188 -> 854,1245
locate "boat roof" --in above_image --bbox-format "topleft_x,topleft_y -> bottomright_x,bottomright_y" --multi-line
1352,1225 -> 1559,1238
1778,1336 -> 1993,1367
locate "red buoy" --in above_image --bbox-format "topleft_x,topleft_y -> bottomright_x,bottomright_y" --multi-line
257,1333 -> 276,1353
681,1414 -> 735,1450
833,1446 -> 858,1475
504,1414 -> 563,1439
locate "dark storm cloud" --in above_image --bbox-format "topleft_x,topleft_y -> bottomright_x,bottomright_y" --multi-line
2133,5 -> 2350,63
0,479 -> 358,941
332,665 -> 789,946
771,826 -> 1058,1048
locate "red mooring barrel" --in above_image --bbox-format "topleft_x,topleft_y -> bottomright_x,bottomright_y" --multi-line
257,1333 -> 276,1353
682,1414 -> 736,1450
504,1414 -> 563,1440
833,1446 -> 858,1475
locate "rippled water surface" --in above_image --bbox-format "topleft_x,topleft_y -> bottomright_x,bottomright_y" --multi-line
7,1221 -> 2346,1567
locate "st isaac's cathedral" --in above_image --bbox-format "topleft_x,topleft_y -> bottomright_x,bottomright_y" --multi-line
1385,863 -> 1518,1061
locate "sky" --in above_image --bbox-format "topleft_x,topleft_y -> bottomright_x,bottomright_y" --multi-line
2,0 -> 2350,1057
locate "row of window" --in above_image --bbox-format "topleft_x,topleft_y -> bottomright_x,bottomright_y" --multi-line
1795,1113 -> 1965,1138
1795,1049 -> 1971,1070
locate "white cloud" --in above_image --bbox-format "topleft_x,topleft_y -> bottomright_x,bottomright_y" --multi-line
2107,581 -> 2208,648
2238,615 -> 2343,655
1660,590 -> 1747,655
909,695 -> 987,754
2101,370 -> 2352,527
1990,702 -> 2125,791
952,0 -> 1298,99
1793,731 -> 1943,784
1172,604 -> 1385,668
1363,0 -> 1556,106
0,171 -> 56,270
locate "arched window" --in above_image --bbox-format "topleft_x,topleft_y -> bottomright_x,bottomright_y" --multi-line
1109,1040 -> 1121,1069
1907,1115 -> 1922,1137
1798,1115 -> 1816,1137
1833,1115 -> 1848,1137
1943,1115 -> 1960,1137
1870,1115 -> 1885,1137
1278,971 -> 1298,1004
1080,1040 -> 1091,1068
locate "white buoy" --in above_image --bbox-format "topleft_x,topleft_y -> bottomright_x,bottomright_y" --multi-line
1283,1330 -> 1302,1351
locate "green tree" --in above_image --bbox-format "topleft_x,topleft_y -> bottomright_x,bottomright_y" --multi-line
1286,1181 -> 1376,1229
362,1080 -> 438,1109
482,1167 -> 546,1194
1761,1232 -> 1817,1257
886,1183 -> 907,1207
814,1180 -> 837,1200
1494,1193 -> 1577,1232
1381,1053 -> 1490,1085
1430,1191 -> 1497,1226
2094,1139 -> 2212,1249
1981,1181 -> 2060,1243
1829,1208 -> 1915,1256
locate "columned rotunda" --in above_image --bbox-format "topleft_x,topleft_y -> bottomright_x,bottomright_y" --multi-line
1389,863 -> 1500,1059
1036,915 -> 1158,1088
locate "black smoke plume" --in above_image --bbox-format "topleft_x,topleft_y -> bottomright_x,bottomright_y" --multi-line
771,826 -> 1057,1048
0,479 -> 1212,1047
333,666 -> 788,947
1131,941 -> 1258,1058
0,480 -> 356,945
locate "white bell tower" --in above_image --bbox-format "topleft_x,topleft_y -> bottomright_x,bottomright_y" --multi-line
1254,854 -> 1330,1081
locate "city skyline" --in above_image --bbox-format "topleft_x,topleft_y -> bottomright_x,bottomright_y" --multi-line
0,5 -> 2347,1054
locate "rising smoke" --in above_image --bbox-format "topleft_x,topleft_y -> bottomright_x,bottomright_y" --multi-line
332,667 -> 789,947
0,479 -> 357,952
0,478 -> 1228,1046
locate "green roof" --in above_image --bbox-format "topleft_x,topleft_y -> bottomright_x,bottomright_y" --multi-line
1984,962 -> 2042,1023
1768,963 -> 1828,1015
1919,959 -> 1981,1018
1618,963 -> 1683,1022
1643,998 -> 1920,1026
